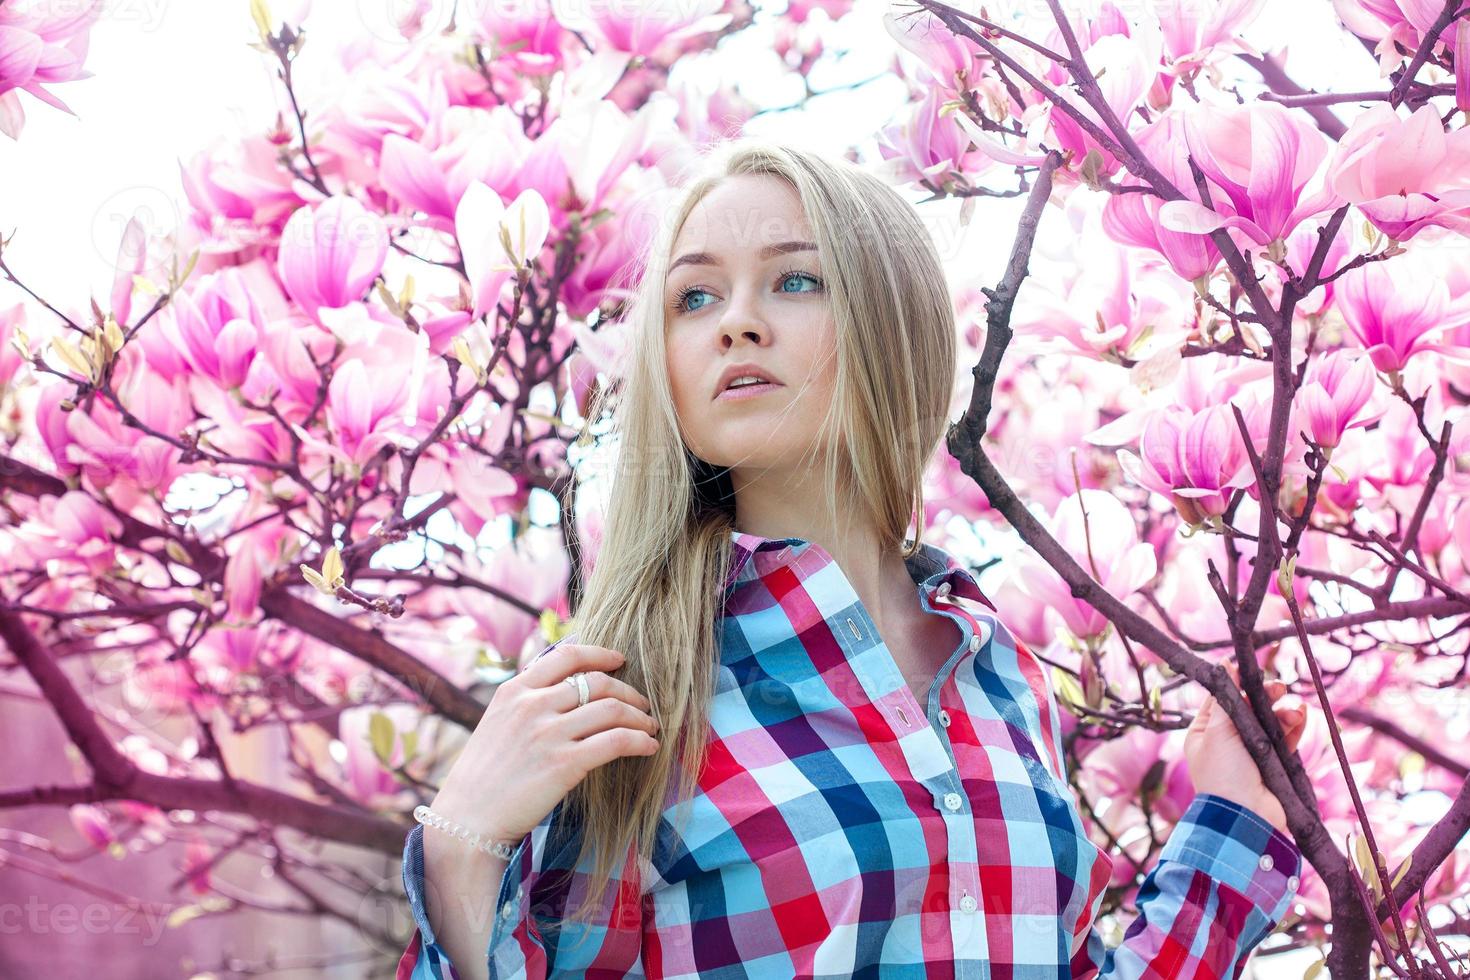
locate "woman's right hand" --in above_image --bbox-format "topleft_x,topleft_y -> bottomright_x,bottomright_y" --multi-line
427,642 -> 662,845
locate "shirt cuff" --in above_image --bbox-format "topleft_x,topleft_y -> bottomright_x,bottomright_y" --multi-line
401,821 -> 537,955
1159,793 -> 1303,922
401,822 -> 442,948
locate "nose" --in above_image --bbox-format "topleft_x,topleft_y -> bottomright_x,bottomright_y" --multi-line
717,295 -> 771,350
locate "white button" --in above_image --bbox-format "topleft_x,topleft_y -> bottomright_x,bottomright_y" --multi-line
943,792 -> 963,811
501,900 -> 515,919
939,709 -> 951,727
968,635 -> 982,653
959,894 -> 977,913
1258,853 -> 1274,872
936,582 -> 952,598
1287,875 -> 1300,890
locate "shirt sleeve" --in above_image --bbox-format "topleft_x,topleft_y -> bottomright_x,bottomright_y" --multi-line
396,632 -> 646,979
397,801 -> 646,979
1070,792 -> 1303,979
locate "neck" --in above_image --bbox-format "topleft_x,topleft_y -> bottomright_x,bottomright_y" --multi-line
730,465 -> 917,640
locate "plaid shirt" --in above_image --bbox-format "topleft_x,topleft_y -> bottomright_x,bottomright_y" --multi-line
399,530 -> 1302,978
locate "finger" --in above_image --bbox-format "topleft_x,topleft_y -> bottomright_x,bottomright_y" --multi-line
547,670 -> 656,716
572,726 -> 662,771
1223,661 -> 1240,686
1276,705 -> 1307,752
1206,693 -> 1235,730
1265,679 -> 1287,702
560,697 -> 662,741
1285,724 -> 1305,754
1190,695 -> 1215,735
1274,692 -> 1305,713
522,642 -> 625,688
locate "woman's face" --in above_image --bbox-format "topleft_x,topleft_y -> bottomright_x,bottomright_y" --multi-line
663,173 -> 838,473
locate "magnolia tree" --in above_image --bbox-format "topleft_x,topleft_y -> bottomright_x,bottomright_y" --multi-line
1,0 -> 1469,975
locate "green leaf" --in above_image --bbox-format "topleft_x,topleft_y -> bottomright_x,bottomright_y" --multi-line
368,711 -> 396,767
1053,668 -> 1086,713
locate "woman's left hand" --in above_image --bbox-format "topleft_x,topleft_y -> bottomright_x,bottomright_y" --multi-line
1184,662 -> 1308,835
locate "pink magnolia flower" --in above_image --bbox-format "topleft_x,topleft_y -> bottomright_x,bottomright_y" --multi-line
922,450 -> 994,529
454,181 -> 550,318
0,301 -> 26,390
110,216 -> 149,329
17,490 -> 123,575
1461,19 -> 1470,112
451,452 -> 526,536
326,358 -> 409,469
276,195 -> 389,323
547,99 -> 659,215
315,65 -> 447,162
0,0 -> 101,139
449,527 -> 571,668
1013,490 -> 1158,641
1361,396 -> 1436,493
1119,403 -> 1254,525
179,133 -> 306,255
160,266 -> 270,389
223,539 -> 266,625
34,369 -> 187,499
1261,215 -> 1354,317
1017,205 -> 1193,363
378,132 -> 461,224
876,85 -> 994,190
1334,0 -> 1450,44
1102,112 -> 1223,281
378,106 -> 535,226
1152,0 -> 1267,77
68,804 -> 115,849
1158,101 -> 1342,249
1296,349 -> 1379,450
1327,104 -> 1470,240
787,0 -> 854,23
193,627 -> 302,702
237,313 -> 337,417
1078,727 -> 1195,823
881,7 -> 987,91
474,0 -> 575,75
1334,258 -> 1469,373
183,839 -> 214,896
561,0 -> 731,60
1334,0 -> 1470,106
558,208 -> 640,321
1039,31 -> 1160,182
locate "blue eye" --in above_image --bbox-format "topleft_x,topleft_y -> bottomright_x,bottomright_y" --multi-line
669,268 -> 824,315
777,270 -> 823,294
672,285 -> 712,313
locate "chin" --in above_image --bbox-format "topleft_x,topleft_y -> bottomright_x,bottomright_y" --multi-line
713,439 -> 822,473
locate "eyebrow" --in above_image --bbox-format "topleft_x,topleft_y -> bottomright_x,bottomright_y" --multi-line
668,240 -> 817,273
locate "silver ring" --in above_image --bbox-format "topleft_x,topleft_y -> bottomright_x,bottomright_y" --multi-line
563,671 -> 590,708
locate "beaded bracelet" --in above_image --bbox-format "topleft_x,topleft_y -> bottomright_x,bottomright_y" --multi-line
413,804 -> 518,860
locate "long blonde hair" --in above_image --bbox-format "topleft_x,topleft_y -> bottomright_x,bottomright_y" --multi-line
549,137 -> 959,936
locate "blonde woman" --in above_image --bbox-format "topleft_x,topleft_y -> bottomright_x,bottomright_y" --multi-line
397,139 -> 1309,979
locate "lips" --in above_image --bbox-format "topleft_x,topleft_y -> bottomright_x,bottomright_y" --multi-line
714,363 -> 783,399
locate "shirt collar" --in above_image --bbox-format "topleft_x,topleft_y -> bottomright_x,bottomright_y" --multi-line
721,528 -> 995,611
